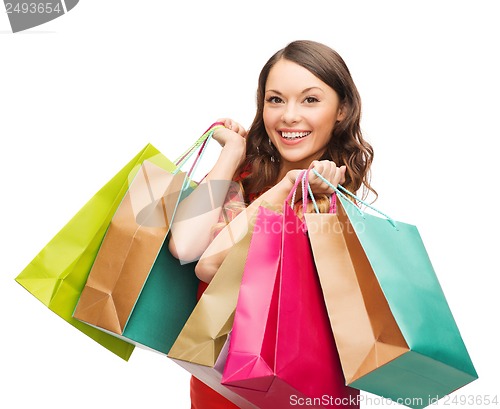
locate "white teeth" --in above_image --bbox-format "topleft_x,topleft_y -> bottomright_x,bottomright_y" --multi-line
281,131 -> 311,140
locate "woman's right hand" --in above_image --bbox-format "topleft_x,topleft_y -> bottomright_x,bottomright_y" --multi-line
215,118 -> 247,140
212,118 -> 247,168
213,118 -> 247,147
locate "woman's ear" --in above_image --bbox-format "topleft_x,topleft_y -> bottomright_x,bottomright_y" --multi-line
336,103 -> 347,122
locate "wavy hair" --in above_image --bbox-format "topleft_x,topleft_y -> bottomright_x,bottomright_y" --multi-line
241,40 -> 376,207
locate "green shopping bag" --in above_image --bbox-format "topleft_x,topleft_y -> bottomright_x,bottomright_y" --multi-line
15,138 -> 208,360
308,171 -> 478,409
72,130 -> 218,353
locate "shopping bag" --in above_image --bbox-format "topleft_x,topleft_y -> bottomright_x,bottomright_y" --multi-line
222,190 -> 359,408
14,143 -> 166,360
168,224 -> 253,365
73,126 -> 219,354
305,175 -> 478,409
220,206 -> 281,389
168,223 -> 257,409
115,239 -> 199,354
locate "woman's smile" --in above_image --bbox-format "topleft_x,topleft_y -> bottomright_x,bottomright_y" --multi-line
279,129 -> 312,144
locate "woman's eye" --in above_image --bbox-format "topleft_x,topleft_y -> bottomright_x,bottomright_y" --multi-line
304,96 -> 319,103
266,96 -> 283,104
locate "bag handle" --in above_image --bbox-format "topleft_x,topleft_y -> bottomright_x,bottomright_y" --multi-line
284,169 -> 396,229
285,170 -> 307,208
311,169 -> 397,228
173,122 -> 225,191
173,121 -> 224,168
284,169 -> 324,216
300,169 -> 337,215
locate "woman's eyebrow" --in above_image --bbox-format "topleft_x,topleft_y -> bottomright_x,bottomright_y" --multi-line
265,89 -> 283,95
301,86 -> 324,94
265,87 -> 324,95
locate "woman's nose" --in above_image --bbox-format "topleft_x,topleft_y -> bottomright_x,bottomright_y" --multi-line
281,103 -> 300,124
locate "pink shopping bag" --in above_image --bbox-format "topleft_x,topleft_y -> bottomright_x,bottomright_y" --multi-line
222,198 -> 359,408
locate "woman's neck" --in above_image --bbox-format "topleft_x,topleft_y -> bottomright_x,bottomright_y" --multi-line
277,154 -> 323,181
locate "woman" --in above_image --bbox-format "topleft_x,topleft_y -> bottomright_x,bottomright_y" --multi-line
169,39 -> 375,408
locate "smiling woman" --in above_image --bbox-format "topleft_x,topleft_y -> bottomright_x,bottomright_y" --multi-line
264,59 -> 346,173
241,40 -> 375,203
167,39 -> 377,409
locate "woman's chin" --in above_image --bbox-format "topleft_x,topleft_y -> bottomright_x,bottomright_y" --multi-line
279,153 -> 317,169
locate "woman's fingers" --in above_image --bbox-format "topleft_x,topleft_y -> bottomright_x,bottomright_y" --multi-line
232,122 -> 247,137
216,118 -> 247,137
337,166 -> 347,185
212,118 -> 247,147
309,160 -> 334,193
307,160 -> 346,194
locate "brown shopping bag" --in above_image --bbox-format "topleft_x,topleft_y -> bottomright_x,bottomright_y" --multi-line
305,209 -> 409,383
73,160 -> 185,333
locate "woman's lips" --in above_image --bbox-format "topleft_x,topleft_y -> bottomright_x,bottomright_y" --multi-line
279,130 -> 311,145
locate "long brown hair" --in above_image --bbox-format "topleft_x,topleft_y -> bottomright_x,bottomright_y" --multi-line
241,40 -> 376,205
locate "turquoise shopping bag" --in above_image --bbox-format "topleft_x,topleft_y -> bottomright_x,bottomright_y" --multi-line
308,171 -> 478,409
118,240 -> 199,353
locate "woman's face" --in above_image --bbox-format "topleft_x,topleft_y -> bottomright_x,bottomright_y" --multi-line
263,58 -> 344,172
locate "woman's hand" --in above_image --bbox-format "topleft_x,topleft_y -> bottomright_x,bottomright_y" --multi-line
280,160 -> 346,198
169,118 -> 248,264
212,118 -> 247,147
307,160 -> 346,194
212,118 -> 247,168
215,118 -> 247,139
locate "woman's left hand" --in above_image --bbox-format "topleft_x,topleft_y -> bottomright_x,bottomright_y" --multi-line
307,160 -> 346,194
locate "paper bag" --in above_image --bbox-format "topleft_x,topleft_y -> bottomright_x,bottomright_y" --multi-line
73,159 -> 200,353
15,144 -> 168,360
168,225 -> 253,366
222,205 -> 359,408
305,193 -> 478,409
168,223 -> 258,408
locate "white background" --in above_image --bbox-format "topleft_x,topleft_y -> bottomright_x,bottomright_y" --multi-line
1,1 -> 499,408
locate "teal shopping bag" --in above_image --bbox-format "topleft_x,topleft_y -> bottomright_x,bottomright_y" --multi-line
119,241 -> 199,353
308,171 -> 478,409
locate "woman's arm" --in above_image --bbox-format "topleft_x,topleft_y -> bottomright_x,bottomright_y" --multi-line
168,120 -> 246,263
194,160 -> 346,283
194,175 -> 293,282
